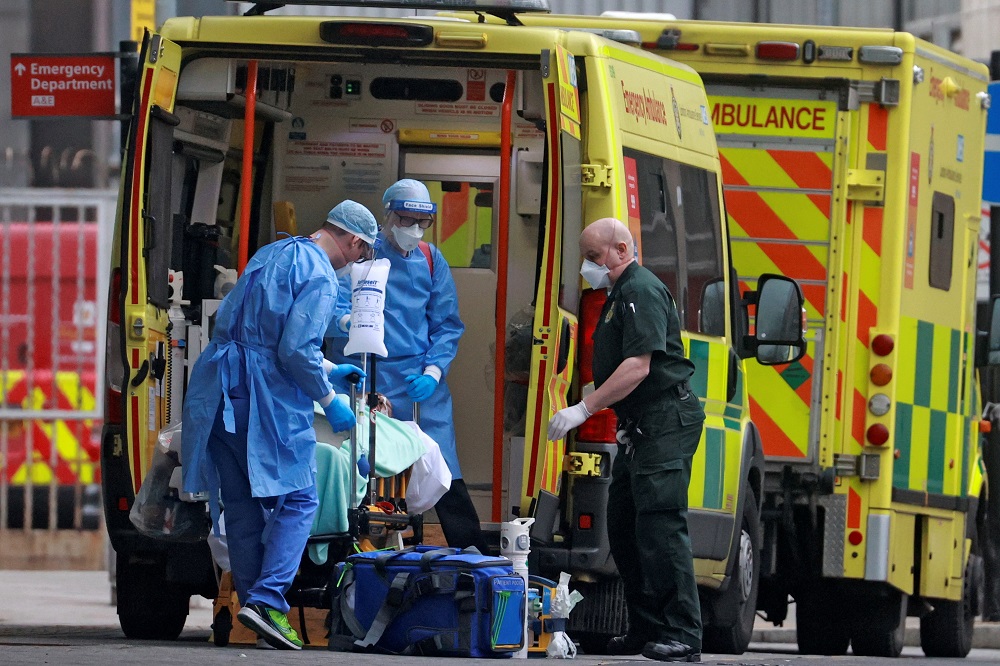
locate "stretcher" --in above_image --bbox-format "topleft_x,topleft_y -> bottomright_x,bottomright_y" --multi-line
210,362 -> 437,647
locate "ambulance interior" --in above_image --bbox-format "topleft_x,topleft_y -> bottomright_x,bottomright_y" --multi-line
153,57 -> 550,521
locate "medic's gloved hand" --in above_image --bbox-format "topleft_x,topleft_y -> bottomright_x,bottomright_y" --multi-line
357,454 -> 370,479
547,401 -> 592,441
405,374 -> 438,402
329,363 -> 366,391
323,397 -> 356,433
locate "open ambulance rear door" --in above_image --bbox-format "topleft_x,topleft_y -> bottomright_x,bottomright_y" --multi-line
519,45 -> 581,517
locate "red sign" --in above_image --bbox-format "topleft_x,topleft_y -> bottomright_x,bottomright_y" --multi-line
10,54 -> 117,118
624,156 -> 642,260
466,69 -> 485,102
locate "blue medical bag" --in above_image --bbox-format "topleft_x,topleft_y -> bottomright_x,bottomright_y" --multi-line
329,546 -> 525,657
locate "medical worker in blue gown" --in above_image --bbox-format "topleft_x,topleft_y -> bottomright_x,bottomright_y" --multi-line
370,179 -> 488,552
181,201 -> 378,650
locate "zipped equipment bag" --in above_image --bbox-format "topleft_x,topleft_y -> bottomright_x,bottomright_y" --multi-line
329,545 -> 525,657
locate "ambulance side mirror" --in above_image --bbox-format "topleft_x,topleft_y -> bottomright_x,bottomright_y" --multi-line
699,278 -> 726,337
742,274 -> 807,366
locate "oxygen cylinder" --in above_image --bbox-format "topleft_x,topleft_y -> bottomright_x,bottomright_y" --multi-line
500,517 -> 534,658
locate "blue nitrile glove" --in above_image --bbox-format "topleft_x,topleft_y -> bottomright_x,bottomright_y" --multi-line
357,454 -> 370,479
406,374 -> 438,402
329,363 -> 366,391
323,397 -> 356,433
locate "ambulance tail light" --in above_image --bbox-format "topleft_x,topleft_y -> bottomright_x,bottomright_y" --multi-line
870,363 -> 892,386
868,393 -> 891,417
105,267 -> 125,426
866,423 -> 890,446
577,289 -> 617,443
320,22 -> 433,47
578,289 -> 606,385
577,408 -> 617,443
871,334 -> 895,356
756,41 -> 800,61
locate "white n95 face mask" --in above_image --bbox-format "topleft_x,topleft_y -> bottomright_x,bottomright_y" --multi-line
580,259 -> 611,290
392,224 -> 424,253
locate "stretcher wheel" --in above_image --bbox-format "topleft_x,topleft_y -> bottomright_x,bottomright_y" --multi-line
213,606 -> 232,647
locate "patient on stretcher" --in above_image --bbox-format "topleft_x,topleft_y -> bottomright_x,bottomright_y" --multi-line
208,394 -> 451,570
308,394 -> 451,564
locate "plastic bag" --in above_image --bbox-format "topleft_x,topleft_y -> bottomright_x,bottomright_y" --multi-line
344,258 -> 390,358
129,446 -> 209,542
207,513 -> 230,572
546,572 -> 583,658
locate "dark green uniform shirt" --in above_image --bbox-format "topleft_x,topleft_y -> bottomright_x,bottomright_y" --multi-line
592,261 -> 694,421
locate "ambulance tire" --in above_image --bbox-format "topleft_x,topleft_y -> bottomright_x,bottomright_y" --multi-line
116,552 -> 189,640
795,590 -> 850,655
702,495 -> 761,654
850,591 -> 906,657
920,553 -> 978,658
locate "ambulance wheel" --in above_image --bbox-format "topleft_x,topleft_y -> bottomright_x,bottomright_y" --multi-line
795,589 -> 849,655
920,553 -> 978,658
116,552 -> 189,640
850,591 -> 906,657
213,607 -> 232,647
702,495 -> 761,654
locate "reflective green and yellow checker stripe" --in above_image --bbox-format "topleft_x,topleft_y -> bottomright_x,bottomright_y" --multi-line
685,335 -> 746,512
892,317 -> 970,496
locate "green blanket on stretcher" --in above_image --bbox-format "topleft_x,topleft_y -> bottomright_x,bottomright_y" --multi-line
309,402 -> 426,564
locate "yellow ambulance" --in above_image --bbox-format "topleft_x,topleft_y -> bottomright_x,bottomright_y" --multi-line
478,10 -> 996,658
100,0 -> 804,650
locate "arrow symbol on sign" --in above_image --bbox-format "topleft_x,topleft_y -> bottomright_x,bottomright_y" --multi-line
14,63 -> 26,76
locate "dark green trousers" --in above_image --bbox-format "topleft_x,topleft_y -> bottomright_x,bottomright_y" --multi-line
607,395 -> 704,649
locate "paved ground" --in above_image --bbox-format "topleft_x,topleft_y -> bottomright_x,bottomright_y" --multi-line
0,569 -> 214,630
5,570 -> 1000,664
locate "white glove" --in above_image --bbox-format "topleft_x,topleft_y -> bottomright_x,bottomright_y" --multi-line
547,401 -> 592,441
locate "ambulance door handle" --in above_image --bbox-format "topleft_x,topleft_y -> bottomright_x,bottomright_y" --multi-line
131,359 -> 150,387
142,211 -> 156,255
557,317 -> 571,374
727,348 -> 739,403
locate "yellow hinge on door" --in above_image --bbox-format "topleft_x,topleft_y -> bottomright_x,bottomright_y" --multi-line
581,163 -> 612,188
564,452 -> 602,476
846,168 -> 885,203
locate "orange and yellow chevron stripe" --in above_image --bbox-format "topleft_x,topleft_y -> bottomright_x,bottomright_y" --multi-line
722,143 -> 833,459
0,370 -> 100,485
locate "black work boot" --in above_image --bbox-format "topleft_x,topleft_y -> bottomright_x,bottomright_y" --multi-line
605,634 -> 647,655
642,640 -> 701,662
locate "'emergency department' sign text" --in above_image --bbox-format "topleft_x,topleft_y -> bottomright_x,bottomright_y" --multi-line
10,54 -> 117,118
709,96 -> 837,139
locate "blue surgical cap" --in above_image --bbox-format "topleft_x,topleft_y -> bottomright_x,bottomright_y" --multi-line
326,200 -> 378,245
382,179 -> 437,214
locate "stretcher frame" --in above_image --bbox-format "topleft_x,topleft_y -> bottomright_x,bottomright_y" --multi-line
211,354 -> 425,647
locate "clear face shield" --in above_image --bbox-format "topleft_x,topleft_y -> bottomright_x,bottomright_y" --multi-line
385,199 -> 437,252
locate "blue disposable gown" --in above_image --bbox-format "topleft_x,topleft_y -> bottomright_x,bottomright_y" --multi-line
330,235 -> 465,477
182,237 -> 338,500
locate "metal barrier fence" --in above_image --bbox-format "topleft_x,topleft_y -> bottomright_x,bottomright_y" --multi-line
0,188 -> 114,532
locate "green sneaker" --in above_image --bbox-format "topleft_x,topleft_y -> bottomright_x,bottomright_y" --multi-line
237,603 -> 303,650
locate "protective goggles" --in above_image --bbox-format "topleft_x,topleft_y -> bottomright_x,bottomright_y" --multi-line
387,200 -> 436,229
358,241 -> 375,261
